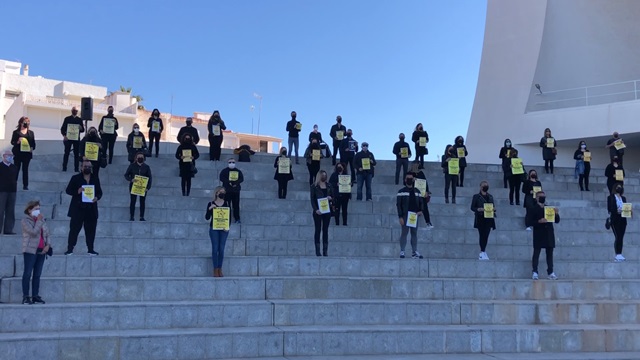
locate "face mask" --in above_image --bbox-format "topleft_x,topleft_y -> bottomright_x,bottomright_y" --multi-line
337,119 -> 342,123
108,110 -> 113,115
614,134 -> 619,139
362,146 -> 368,151
457,140 -> 463,144
291,114 -> 296,119
313,127 -> 318,131
90,132 -> 97,137
405,179 -> 414,186
347,132 -> 352,137
538,196 -> 546,204
320,176 -> 327,182
72,111 -> 78,116
613,162 -> 618,167
506,142 -> 512,147
337,167 -> 343,172
31,209 -> 40,217
581,144 -> 586,149
153,113 -> 159,118
312,143 -> 319,148
228,163 -> 236,169
83,168 -> 92,175
482,185 -> 489,192
184,138 -> 192,143
400,137 -> 405,141
280,151 -> 286,156
23,123 -> 29,128
418,127 -> 423,131
186,122 -> 192,126
134,129 -> 140,134
616,187 -> 624,194
218,193 -> 225,199
136,158 -> 144,164
531,174 -> 537,179
4,156 -> 13,164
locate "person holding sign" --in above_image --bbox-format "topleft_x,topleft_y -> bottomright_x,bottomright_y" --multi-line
409,163 -> 433,229
285,111 -> 301,164
98,106 -> 119,165
304,139 -> 323,185
522,170 -> 542,230
126,124 -> 147,162
392,133 -> 412,185
310,170 -> 333,256
329,116 -> 346,165
219,158 -> 244,223
207,110 -> 227,161
508,149 -> 525,205
606,132 -> 625,166
10,117 -> 36,190
64,160 -> 102,256
329,163 -> 351,226
339,129 -> 358,184
441,145 -> 458,204
608,184 -> 630,262
539,128 -> 557,174
205,187 -> 232,277
79,127 -> 106,180
498,139 -> 517,189
526,191 -> 560,280
354,142 -> 377,201
175,134 -> 199,197
146,108 -> 164,158
571,140 -> 591,191
411,123 -> 429,169
273,147 -> 294,199
396,172 -> 424,259
452,136 -> 468,187
124,152 -> 152,221
604,157 -> 625,194
60,106 -> 85,172
470,181 -> 496,260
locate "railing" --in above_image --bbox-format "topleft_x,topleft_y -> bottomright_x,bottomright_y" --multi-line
24,94 -> 137,115
529,79 -> 640,112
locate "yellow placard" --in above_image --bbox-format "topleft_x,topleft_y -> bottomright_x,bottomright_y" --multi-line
336,130 -> 344,141
457,147 -> 465,158
511,158 -> 524,175
400,147 -> 409,158
448,158 -> 459,175
212,207 -> 230,230
483,203 -> 494,219
295,123 -> 302,131
151,121 -> 160,132
406,211 -> 418,228
506,149 -> 511,158
544,206 -> 556,222
103,118 -> 115,134
182,149 -> 192,162
615,169 -> 624,181
338,175 -> 351,193
312,149 -> 321,161
81,185 -> 95,203
229,170 -> 239,182
546,137 -> 555,148
583,151 -> 591,162
419,137 -> 427,147
130,175 -> 149,197
212,125 -> 221,136
85,142 -> 99,161
532,186 -> 542,198
20,138 -> 30,152
414,179 -> 427,197
67,124 -> 80,141
133,136 -> 143,149
317,198 -> 330,214
622,203 -> 632,218
278,157 -> 291,174
614,139 -> 626,150
361,158 -> 371,170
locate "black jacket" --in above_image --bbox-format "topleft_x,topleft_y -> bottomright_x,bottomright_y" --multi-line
396,186 -> 423,218
79,135 -> 106,167
470,192 -> 496,229
411,130 -> 429,155
339,136 -> 358,158
310,184 -> 332,211
175,144 -> 200,177
329,124 -> 346,143
539,136 -> 557,160
147,117 -> 164,133
274,155 -> 294,181
286,119 -> 301,138
441,154 -> 458,176
11,129 -> 36,159
607,137 -> 624,158
304,144 -> 323,165
499,146 -> 518,170
605,164 -> 624,186
219,167 -> 244,193
126,132 -> 147,161
60,115 -> 85,138
205,199 -> 232,229
522,179 -> 542,209
124,162 -> 153,190
392,141 -> 412,160
354,150 -> 377,175
608,194 -> 628,225
208,119 -> 227,138
526,204 -> 560,248
0,162 -> 18,192
234,145 -> 255,162
65,173 -> 102,219
328,170 -> 351,200
98,115 -> 119,137
177,126 -> 200,144
309,131 -> 323,144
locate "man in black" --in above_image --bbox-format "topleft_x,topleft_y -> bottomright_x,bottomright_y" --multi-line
98,106 -> 119,164
329,116 -> 346,165
392,133 -> 412,185
0,149 -> 18,234
339,129 -> 358,184
285,111 -> 301,164
354,142 -> 377,201
396,172 -> 423,259
526,191 -> 559,280
60,106 -> 85,172
219,158 -> 245,224
606,131 -> 625,166
177,117 -> 200,144
65,160 -> 103,256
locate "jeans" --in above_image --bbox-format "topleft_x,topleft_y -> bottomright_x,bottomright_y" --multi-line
395,158 -> 408,185
356,173 -> 372,200
0,191 -> 16,234
62,140 -> 80,171
532,247 -> 554,275
399,224 -> 418,252
22,252 -> 45,297
287,137 -> 299,162
209,229 -> 229,268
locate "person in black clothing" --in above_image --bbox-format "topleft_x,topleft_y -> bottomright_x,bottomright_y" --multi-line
608,184 -> 630,262
339,129 -> 358,184
452,136 -> 468,187
409,162 -> 433,228
98,106 -> 119,164
329,116 -> 346,165
604,157 -> 624,194
309,124 -> 323,144
310,170 -> 332,256
65,160 -> 102,256
411,123 -> 428,169
304,139 -> 323,185
354,142 -> 376,201
177,117 -> 200,144
0,149 -> 18,234
396,172 -> 424,259
499,139 -> 517,189
329,163 -> 351,226
274,147 -> 293,199
526,191 -> 559,280
471,180 -> 495,260
79,127 -> 106,180
61,106 -> 85,172
573,140 -> 591,191
147,108 -> 164,157
126,124 -> 147,162
606,132 -> 625,166
234,144 -> 255,162
219,158 -> 244,223
441,145 -> 458,204
175,134 -> 199,196
208,110 -> 226,161
392,133 -> 411,185
285,111 -> 301,164
539,128 -> 557,174
124,152 -> 152,221
507,149 -> 525,206
10,117 -> 35,190
522,169 -> 542,230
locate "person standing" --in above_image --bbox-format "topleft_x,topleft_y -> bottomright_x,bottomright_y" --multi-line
274,147 -> 293,199
527,191 -> 559,280
21,200 -> 51,304
126,124 -> 147,163
522,169 -> 542,231
471,180 -> 496,260
329,116 -> 346,165
539,128 -> 557,174
396,172 -> 424,259
608,184 -> 629,262
147,108 -> 163,158
65,160 -> 102,256
0,149 -> 18,235
441,145 -> 458,204
409,162 -> 433,229
605,157 -> 624,194
304,139 -> 323,185
329,163 -> 351,226
205,187 -> 231,277
339,129 -> 358,184
10,117 -> 35,190
285,111 -> 301,164
234,144 -> 256,162
310,170 -> 332,256
79,127 -> 106,180
219,158 -> 244,224
98,106 -> 119,164
354,142 -> 376,201
452,136 -> 468,187
60,106 -> 85,172
308,124 -> 323,144
574,140 -> 591,191
507,149 -> 525,206
124,152 -> 152,221
411,123 -> 429,169
606,132 -> 625,166
177,117 -> 200,144
499,139 -> 517,189
392,133 -> 411,185
175,134 -> 199,197
207,110 -> 226,161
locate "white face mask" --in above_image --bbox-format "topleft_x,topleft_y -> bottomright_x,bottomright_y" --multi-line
31,209 -> 40,217
228,163 -> 236,169
134,129 -> 140,134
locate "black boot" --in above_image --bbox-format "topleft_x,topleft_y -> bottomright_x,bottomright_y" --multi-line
315,243 -> 321,257
323,243 -> 328,257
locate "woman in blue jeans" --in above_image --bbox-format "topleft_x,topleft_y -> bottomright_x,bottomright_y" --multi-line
205,187 -> 231,277
21,200 -> 51,304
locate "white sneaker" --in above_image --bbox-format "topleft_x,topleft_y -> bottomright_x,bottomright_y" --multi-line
547,273 -> 558,280
425,223 -> 434,230
400,251 -> 405,259
526,227 -> 532,231
615,254 -> 626,262
478,252 -> 489,260
532,272 -> 539,280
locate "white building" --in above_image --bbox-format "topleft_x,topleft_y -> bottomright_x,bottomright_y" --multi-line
466,0 -> 640,170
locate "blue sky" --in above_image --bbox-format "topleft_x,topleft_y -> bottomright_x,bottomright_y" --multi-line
1,0 -> 486,160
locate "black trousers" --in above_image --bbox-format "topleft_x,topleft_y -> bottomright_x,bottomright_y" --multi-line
544,160 -> 554,174
579,163 -> 591,190
414,147 -> 424,168
458,167 -> 466,187
148,133 -> 161,156
0,191 -> 16,234
478,226 -> 491,252
334,194 -> 349,225
344,156 -> 355,183
14,155 -> 31,188
101,134 -> 116,164
307,163 -> 320,185
277,179 -> 289,199
227,191 -> 241,221
67,212 -> 98,252
209,135 -> 223,161
63,140 -> 81,171
313,212 -> 331,256
612,220 -> 627,255
395,158 -> 408,185
444,174 -> 457,199
130,194 -> 146,218
509,177 -> 522,204
332,141 -> 340,164
423,201 -> 431,224
181,176 -> 192,196
532,247 -> 554,275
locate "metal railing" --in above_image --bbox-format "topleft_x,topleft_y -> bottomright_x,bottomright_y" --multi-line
25,94 -> 137,115
530,79 -> 640,112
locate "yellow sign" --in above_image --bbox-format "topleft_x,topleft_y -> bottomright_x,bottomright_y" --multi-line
182,149 -> 192,162
103,118 -> 115,134
544,206 -> 556,222
312,149 -> 321,161
212,125 -> 221,136
448,158 -> 459,175
295,123 -> 302,131
511,158 -> 524,175
151,121 -> 160,132
85,142 -> 99,161
336,130 -> 344,141
317,198 -> 330,214
361,158 -> 371,170
457,147 -> 465,158
415,178 -> 427,197
615,169 -> 624,181
622,203 -> 632,218
483,203 -> 494,219
583,151 -> 591,162
533,186 -> 542,198
133,136 -> 143,149
406,211 -> 418,228
67,124 -> 80,141
81,185 -> 95,203
400,147 -> 409,158
229,170 -> 239,182
614,139 -> 626,150
278,157 -> 291,174
546,137 -> 555,148
20,138 -> 30,152
506,149 -> 511,158
419,137 -> 427,147
338,175 -> 351,193
130,175 -> 149,197
212,207 -> 230,230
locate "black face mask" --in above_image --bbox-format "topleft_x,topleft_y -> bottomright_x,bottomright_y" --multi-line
616,187 -> 624,194
347,132 -> 352,137
337,167 -> 343,173
23,123 -> 29,128
337,120 -> 342,124
482,185 -> 489,192
405,179 -> 414,186
538,196 -> 546,204
218,193 -> 225,199
320,176 -> 327,182
184,138 -> 192,144
400,137 -> 405,141
89,132 -> 97,137
418,127 -> 423,131
186,122 -> 192,126
72,111 -> 78,116
82,168 -> 92,175
136,158 -> 144,164
531,174 -> 537,180
108,110 -> 113,115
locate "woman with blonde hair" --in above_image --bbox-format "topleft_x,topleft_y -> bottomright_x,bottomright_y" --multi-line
310,170 -> 333,256
205,186 -> 231,277
21,200 -> 51,304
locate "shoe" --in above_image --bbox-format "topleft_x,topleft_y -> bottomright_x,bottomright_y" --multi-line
62,167 -> 67,172
452,198 -> 456,204
478,252 -> 489,260
615,254 -> 626,262
3,232 -> 16,235
547,273 -> 558,280
366,199 -> 372,202
139,218 -> 146,221
526,227 -> 532,231
22,296 -> 32,305
412,251 -> 424,259
129,217 -> 135,221
532,272 -> 539,280
515,202 -> 520,206
64,250 -> 73,256
426,223 -> 434,230
235,220 -> 241,224
586,188 -> 591,192
31,296 -> 45,304
445,198 -> 449,204
88,251 -> 99,256
342,223 -> 347,226
23,186 -> 28,190
510,202 -> 514,205
213,268 -> 220,277
400,251 -> 405,259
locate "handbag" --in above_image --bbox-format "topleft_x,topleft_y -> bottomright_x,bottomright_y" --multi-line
190,162 -> 198,175
605,217 -> 611,230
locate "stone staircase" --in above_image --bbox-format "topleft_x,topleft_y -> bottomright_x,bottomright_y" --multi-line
1,149 -> 639,359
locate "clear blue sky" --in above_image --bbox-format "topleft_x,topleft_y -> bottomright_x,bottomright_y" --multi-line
1,0 -> 486,160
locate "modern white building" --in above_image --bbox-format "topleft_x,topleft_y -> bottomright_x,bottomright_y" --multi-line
466,0 -> 640,170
